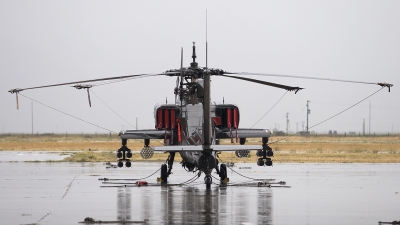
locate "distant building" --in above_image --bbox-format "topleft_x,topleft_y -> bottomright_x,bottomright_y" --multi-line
329,130 -> 337,135
299,131 -> 310,136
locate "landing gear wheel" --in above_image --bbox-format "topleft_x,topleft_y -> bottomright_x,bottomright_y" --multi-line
219,164 -> 228,181
204,175 -> 212,188
257,158 -> 265,166
117,161 -> 123,168
126,151 -> 132,158
266,158 -> 273,166
160,164 -> 168,182
117,152 -> 122,158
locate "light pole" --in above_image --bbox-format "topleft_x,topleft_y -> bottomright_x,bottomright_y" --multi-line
31,101 -> 33,135
306,100 -> 310,133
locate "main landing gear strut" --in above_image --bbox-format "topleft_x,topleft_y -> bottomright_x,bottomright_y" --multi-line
206,161 -> 229,188
215,159 -> 229,184
219,164 -> 228,182
160,152 -> 175,183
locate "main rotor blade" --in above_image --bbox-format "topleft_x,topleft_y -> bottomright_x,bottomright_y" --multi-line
220,74 -> 303,93
9,73 -> 166,93
225,71 -> 393,89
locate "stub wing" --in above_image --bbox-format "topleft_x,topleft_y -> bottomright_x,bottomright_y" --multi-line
153,145 -> 262,152
119,130 -> 169,139
216,128 -> 271,139
119,129 -> 271,140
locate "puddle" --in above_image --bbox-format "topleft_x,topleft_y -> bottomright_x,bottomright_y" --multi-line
0,162 -> 399,224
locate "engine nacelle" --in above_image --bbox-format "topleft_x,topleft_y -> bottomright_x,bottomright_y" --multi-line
154,105 -> 179,130
214,104 -> 240,129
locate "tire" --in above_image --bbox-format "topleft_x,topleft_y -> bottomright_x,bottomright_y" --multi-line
160,164 -> 168,182
219,164 -> 227,180
205,176 -> 212,188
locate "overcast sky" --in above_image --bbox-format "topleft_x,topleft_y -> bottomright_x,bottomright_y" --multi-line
1,1 -> 399,135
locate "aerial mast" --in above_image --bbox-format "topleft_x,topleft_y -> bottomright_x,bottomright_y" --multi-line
31,101 -> 33,135
202,10 -> 211,151
306,100 -> 310,133
286,113 -> 289,135
369,101 -> 371,135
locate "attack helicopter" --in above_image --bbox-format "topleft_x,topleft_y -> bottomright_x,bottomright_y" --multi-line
9,42 -> 393,188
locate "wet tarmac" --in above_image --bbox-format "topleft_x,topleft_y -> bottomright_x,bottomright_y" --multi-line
0,151 -> 70,162
0,152 -> 399,224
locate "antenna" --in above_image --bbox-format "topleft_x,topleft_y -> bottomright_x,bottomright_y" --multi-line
206,9 -> 208,42
369,101 -> 371,135
363,118 -> 365,136
286,113 -> 289,135
306,100 -> 310,133
31,101 -> 33,135
206,9 -> 208,71
203,9 -> 211,149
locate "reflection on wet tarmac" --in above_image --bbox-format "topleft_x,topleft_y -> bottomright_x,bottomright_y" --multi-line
117,188 -> 131,221
141,189 -> 151,221
0,155 -> 399,225
258,188 -> 273,224
157,184 -> 272,224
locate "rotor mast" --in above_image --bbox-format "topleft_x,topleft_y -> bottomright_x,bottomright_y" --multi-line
203,68 -> 211,149
191,41 -> 211,150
